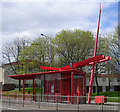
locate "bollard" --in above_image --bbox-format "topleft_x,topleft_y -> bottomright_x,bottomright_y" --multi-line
67,95 -> 69,104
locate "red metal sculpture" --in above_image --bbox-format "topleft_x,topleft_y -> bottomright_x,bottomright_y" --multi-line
8,3 -> 110,104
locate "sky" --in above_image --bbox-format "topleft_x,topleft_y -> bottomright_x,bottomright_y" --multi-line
1,0 -> 119,45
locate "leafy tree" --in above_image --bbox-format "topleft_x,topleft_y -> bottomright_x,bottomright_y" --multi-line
94,27 -> 120,94
94,36 -> 111,94
19,36 -> 55,73
109,27 -> 120,74
52,29 -> 94,67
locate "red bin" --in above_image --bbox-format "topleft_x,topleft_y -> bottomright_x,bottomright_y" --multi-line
95,96 -> 107,103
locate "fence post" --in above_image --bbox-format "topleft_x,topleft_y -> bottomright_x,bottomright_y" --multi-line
77,96 -> 79,112
56,93 -> 58,110
102,97 -> 103,112
7,92 -> 8,99
9,97 -> 10,106
54,94 -> 55,103
67,95 -> 69,104
47,94 -> 48,102
23,95 -> 24,107
15,92 -> 16,100
38,95 -> 40,108
31,94 -> 32,101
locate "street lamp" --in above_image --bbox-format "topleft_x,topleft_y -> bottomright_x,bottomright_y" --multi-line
41,33 -> 52,67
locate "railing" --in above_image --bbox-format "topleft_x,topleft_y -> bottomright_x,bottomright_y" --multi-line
1,93 -> 120,112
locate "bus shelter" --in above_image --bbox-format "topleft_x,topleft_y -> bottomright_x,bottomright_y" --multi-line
8,54 -> 111,103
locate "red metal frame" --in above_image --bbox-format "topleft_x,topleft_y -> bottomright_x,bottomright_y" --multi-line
40,66 -> 60,71
40,55 -> 110,71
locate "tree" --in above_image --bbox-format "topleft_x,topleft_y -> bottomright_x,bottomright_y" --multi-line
93,34 -> 114,94
94,27 -> 120,94
2,37 -> 31,91
19,36 -> 55,73
52,29 -> 94,67
109,27 -> 120,74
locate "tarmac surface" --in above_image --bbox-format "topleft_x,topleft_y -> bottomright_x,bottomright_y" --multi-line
1,99 -> 119,112
1,103 -> 119,112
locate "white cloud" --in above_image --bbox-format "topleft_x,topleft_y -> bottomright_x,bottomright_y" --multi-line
2,1 -> 118,43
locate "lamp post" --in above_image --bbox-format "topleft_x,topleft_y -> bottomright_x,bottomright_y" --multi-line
41,34 -> 52,67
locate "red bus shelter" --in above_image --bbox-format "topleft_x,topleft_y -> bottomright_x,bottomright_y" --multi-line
8,54 -> 111,103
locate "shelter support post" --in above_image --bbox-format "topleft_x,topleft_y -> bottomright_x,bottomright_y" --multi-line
84,73 -> 86,103
54,79 -> 55,103
54,79 -> 55,94
84,73 -> 86,96
60,75 -> 62,103
47,80 -> 48,102
33,79 -> 35,101
41,80 -> 42,102
71,72 -> 74,103
23,80 -> 25,100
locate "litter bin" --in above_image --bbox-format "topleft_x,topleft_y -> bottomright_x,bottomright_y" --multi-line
95,96 -> 107,104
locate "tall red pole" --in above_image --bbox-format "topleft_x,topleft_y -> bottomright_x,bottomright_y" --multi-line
88,3 -> 101,104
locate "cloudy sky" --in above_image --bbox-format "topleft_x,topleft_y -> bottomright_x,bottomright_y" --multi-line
1,0 -> 119,44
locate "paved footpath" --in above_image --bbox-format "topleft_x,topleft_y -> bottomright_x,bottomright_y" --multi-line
1,103 -> 119,112
1,99 -> 119,112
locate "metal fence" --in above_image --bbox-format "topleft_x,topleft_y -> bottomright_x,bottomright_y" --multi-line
1,93 -> 120,112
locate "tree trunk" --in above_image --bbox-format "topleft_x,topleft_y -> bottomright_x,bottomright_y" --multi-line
95,64 -> 99,95
19,80 -> 21,91
108,78 -> 110,91
95,73 -> 99,95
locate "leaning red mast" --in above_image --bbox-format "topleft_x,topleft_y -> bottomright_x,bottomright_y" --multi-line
87,3 -> 101,104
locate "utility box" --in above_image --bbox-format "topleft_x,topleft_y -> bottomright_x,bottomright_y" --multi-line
95,96 -> 107,104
